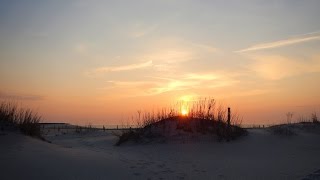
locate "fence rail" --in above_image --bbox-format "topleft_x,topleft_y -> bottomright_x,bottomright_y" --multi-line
40,124 -> 139,130
40,123 -> 274,130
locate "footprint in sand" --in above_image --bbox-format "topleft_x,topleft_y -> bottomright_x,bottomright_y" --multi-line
176,176 -> 185,180
157,163 -> 166,168
302,169 -> 320,180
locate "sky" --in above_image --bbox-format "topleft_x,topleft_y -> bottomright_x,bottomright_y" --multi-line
1,0 -> 320,125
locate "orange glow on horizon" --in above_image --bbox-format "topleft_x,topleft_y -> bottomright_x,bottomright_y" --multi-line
181,109 -> 188,116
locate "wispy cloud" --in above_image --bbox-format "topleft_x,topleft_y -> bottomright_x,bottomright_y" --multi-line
100,79 -> 195,96
185,73 -> 220,81
104,80 -> 157,90
236,33 -> 320,53
99,71 -> 237,97
88,60 -> 153,76
189,42 -> 218,53
85,48 -> 194,78
147,80 -> 198,95
143,49 -> 195,72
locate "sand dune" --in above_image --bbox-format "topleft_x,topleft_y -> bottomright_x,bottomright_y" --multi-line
1,127 -> 320,180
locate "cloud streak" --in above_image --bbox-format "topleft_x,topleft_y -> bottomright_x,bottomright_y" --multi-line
100,71 -> 237,97
93,60 -> 152,73
185,73 -> 220,81
236,34 -> 320,53
189,42 -> 218,53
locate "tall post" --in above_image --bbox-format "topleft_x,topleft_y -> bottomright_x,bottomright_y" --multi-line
227,107 -> 231,141
228,107 -> 231,125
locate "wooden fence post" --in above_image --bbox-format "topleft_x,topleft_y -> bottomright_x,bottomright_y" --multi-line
227,107 -> 231,141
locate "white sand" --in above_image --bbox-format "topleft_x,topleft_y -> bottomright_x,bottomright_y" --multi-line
1,127 -> 320,180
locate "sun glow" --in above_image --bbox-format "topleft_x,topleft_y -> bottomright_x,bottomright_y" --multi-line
181,109 -> 188,116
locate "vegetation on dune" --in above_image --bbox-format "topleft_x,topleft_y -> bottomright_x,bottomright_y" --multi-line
0,101 -> 42,139
270,111 -> 319,136
116,98 -> 247,146
271,125 -> 297,136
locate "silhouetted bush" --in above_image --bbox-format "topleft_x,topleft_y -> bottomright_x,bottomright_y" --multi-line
0,101 -> 42,139
271,125 -> 296,136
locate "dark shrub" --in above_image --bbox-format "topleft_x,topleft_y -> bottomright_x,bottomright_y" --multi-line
271,125 -> 296,136
0,101 -> 42,139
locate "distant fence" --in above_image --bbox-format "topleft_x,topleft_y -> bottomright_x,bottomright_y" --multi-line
40,123 -> 274,130
39,123 -> 138,130
242,124 -> 273,129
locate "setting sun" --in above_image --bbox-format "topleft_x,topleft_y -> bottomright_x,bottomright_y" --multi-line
181,109 -> 188,116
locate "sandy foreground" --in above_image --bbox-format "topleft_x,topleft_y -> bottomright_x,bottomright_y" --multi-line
1,127 -> 320,180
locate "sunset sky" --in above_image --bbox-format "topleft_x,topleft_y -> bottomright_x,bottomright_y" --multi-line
1,0 -> 320,125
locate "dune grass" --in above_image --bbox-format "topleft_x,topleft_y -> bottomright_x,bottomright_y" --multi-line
0,101 -> 42,138
270,112 -> 319,136
116,98 -> 247,145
